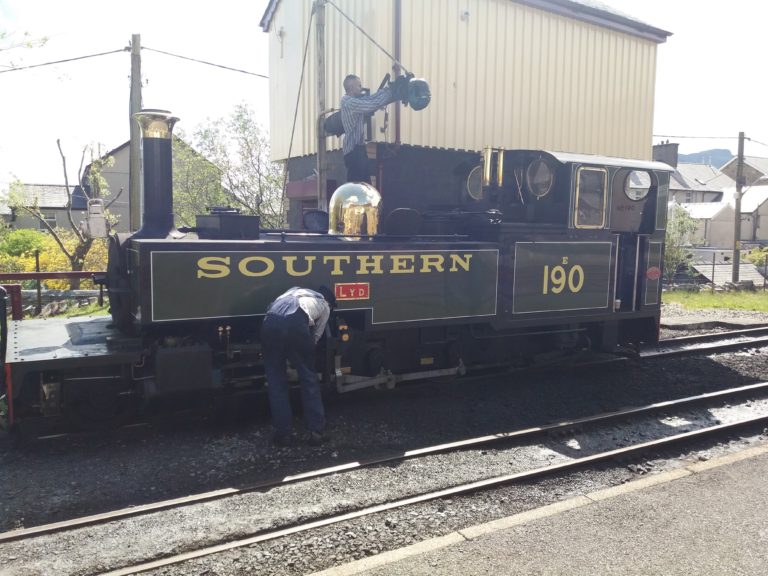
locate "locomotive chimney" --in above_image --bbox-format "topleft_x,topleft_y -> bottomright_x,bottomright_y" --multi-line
133,109 -> 179,238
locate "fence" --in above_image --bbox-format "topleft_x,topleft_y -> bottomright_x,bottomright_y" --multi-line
0,271 -> 106,319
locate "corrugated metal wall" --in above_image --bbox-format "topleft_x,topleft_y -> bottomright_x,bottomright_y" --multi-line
267,0 -> 395,162
266,0 -> 659,162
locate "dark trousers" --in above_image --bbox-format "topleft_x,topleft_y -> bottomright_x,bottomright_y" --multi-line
261,310 -> 326,436
344,145 -> 371,183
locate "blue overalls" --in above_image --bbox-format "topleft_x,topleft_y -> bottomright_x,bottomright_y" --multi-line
260,292 -> 326,437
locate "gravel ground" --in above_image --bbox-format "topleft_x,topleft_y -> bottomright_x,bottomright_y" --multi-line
1,303 -> 768,575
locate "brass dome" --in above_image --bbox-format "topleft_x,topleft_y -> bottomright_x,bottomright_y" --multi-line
328,182 -> 382,237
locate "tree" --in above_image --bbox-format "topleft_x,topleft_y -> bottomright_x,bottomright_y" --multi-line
0,30 -> 48,69
9,141 -> 112,289
664,204 -> 698,282
0,228 -> 45,257
172,136 -> 229,228
177,104 -> 285,228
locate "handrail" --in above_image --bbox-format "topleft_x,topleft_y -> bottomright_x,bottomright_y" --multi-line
0,271 -> 107,318
0,272 -> 105,281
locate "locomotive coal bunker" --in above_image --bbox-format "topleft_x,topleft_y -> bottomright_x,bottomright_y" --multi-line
1,110 -> 673,434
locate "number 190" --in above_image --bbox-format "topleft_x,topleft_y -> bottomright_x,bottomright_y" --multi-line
542,265 -> 585,294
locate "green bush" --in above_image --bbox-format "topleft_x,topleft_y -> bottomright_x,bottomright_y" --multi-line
745,247 -> 768,269
0,229 -> 46,257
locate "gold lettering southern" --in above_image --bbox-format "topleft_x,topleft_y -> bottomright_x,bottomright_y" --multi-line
196,253 -> 474,279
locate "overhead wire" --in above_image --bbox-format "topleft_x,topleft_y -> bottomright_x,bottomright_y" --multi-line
653,134 -> 739,140
325,0 -> 410,75
142,46 -> 268,78
0,48 -> 126,74
0,46 -> 268,78
747,138 -> 768,149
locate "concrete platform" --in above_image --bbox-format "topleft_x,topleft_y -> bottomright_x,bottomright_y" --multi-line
313,442 -> 768,576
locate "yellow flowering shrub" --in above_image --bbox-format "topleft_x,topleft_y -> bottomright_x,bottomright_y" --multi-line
3,230 -> 108,290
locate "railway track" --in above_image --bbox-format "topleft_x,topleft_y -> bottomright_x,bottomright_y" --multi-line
5,326 -> 765,444
4,380 -> 768,573
642,326 -> 768,358
99,412 -> 768,576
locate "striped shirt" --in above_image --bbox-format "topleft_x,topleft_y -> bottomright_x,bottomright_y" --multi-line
340,86 -> 395,155
267,287 -> 331,344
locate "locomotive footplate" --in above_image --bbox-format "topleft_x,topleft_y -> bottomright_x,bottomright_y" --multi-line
7,316 -> 142,366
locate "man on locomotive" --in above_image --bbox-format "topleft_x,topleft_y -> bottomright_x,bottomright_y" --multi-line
261,286 -> 336,447
340,66 -> 406,183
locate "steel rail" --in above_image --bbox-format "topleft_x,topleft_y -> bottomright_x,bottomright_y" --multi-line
4,380 -> 768,544
658,326 -> 768,346
100,413 -> 768,576
642,327 -> 768,359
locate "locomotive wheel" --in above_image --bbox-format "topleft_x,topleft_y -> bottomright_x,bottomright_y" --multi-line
64,380 -> 137,431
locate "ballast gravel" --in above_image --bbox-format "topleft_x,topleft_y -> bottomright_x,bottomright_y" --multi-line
1,302 -> 768,576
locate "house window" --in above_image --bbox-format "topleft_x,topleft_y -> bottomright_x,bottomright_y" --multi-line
39,211 -> 57,229
684,191 -> 693,203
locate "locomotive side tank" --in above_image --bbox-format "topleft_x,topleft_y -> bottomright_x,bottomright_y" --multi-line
1,111 -> 673,434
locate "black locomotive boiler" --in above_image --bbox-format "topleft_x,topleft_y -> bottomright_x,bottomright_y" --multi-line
1,110 -> 673,434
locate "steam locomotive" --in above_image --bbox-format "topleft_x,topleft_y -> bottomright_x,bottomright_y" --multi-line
1,110 -> 673,434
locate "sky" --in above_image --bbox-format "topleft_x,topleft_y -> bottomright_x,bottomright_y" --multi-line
1,0 -> 767,189
598,0 -> 768,161
0,0 -> 273,187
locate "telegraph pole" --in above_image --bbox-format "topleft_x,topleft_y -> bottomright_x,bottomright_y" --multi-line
732,131 -> 745,283
129,34 -> 143,232
315,0 -> 327,209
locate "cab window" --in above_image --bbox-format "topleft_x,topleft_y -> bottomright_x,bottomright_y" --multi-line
575,167 -> 607,228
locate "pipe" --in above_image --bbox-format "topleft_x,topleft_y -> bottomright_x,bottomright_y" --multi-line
0,286 -> 7,421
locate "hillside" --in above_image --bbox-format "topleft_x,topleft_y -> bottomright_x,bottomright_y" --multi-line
678,149 -> 733,168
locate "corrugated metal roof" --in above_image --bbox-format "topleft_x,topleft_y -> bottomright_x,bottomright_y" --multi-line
690,263 -> 766,286
259,0 -> 671,41
515,0 -> 670,41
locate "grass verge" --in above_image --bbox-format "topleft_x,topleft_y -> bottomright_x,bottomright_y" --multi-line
663,290 -> 768,312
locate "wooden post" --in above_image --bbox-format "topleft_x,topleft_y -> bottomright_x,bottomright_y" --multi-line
129,34 -> 143,232
315,1 -> 327,210
732,131 -> 745,283
35,250 -> 41,316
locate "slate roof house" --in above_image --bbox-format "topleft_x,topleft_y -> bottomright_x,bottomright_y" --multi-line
721,155 -> 768,187
676,182 -> 768,249
2,183 -> 89,230
652,141 -> 734,203
4,137 -> 220,233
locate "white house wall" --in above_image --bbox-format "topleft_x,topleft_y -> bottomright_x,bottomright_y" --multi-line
266,0 -> 660,162
708,206 -> 736,248
754,203 -> 768,241
100,149 -> 130,232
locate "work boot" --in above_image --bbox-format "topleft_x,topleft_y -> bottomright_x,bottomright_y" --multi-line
273,433 -> 294,448
306,431 -> 328,447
